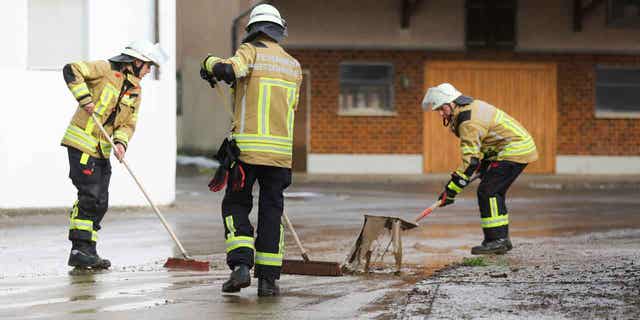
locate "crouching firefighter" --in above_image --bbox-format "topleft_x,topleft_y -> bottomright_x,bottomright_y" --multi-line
422,83 -> 538,255
200,4 -> 302,296
61,40 -> 167,269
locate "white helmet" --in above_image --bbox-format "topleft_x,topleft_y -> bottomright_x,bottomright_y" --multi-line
246,4 -> 286,29
120,40 -> 168,66
422,83 -> 462,111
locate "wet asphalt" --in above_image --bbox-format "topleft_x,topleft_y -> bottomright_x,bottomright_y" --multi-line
0,172 -> 639,319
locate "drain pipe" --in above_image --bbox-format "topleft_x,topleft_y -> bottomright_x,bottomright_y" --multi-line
231,1 -> 268,54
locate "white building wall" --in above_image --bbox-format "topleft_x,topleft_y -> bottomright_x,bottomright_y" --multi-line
0,0 -> 176,208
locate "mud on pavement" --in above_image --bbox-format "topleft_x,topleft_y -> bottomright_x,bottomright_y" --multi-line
1,173 -> 640,319
391,230 -> 640,319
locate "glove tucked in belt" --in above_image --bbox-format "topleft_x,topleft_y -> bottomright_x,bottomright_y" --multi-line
208,138 -> 245,192
438,172 -> 470,207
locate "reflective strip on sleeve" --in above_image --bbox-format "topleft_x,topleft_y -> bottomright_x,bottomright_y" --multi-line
70,83 -> 90,100
447,181 -> 463,194
461,145 -> 479,156
114,131 -> 129,144
204,56 -> 221,73
76,62 -> 90,77
225,236 -> 255,253
229,56 -> 249,77
455,171 -> 469,180
255,251 -> 283,267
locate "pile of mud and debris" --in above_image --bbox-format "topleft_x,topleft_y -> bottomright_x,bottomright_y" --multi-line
393,229 -> 640,319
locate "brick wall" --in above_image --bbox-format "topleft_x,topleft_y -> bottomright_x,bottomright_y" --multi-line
289,49 -> 640,156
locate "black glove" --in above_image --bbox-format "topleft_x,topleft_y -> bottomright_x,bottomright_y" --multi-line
438,188 -> 456,207
200,67 -> 217,88
438,172 -> 470,207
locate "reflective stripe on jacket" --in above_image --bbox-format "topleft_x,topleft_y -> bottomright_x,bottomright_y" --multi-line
451,100 -> 538,174
206,37 -> 302,168
61,60 -> 141,159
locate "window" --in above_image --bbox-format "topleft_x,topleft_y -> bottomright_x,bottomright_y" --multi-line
607,0 -> 640,28
595,66 -> 640,118
28,0 -> 87,70
465,0 -> 516,49
339,63 -> 394,116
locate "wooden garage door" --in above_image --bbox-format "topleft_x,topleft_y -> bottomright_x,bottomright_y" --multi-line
423,61 -> 557,173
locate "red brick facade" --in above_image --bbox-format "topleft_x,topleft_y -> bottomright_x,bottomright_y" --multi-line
289,49 -> 640,156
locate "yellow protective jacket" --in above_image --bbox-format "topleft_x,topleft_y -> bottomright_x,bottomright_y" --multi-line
451,99 -> 538,177
203,37 -> 302,168
61,60 -> 142,160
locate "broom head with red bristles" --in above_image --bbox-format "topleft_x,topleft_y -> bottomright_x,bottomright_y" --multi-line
164,257 -> 210,271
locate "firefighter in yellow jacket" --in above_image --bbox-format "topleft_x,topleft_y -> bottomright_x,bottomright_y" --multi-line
61,40 -> 167,269
422,83 -> 538,255
200,4 -> 301,296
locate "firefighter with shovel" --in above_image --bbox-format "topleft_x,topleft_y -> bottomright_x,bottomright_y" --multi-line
200,4 -> 302,296
422,83 -> 538,255
61,40 -> 167,270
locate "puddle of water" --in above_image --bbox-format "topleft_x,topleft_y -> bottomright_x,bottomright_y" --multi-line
98,299 -> 171,312
0,297 -> 70,310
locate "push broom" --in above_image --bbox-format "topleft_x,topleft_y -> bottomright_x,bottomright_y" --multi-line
91,114 -> 210,271
281,210 -> 343,276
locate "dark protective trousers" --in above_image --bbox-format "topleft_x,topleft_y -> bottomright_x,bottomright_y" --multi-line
221,162 -> 291,280
67,147 -> 111,252
477,160 -> 526,241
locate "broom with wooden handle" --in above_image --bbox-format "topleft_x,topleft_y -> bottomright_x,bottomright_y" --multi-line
281,210 -> 343,276
91,113 -> 209,271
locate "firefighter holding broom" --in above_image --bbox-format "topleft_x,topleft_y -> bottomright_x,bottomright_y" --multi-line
61,40 -> 167,270
200,4 -> 302,296
422,83 -> 538,255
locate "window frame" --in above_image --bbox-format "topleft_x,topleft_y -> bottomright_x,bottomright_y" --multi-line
338,62 -> 396,117
594,65 -> 640,119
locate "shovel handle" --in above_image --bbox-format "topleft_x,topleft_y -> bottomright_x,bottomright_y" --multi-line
415,174 -> 481,223
282,210 -> 310,262
414,200 -> 440,223
90,113 -> 192,260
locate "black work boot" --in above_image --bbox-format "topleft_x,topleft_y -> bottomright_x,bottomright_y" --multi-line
471,238 -> 511,255
257,278 -> 280,297
505,238 -> 513,252
89,243 -> 111,269
222,265 -> 251,293
68,248 -> 101,268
